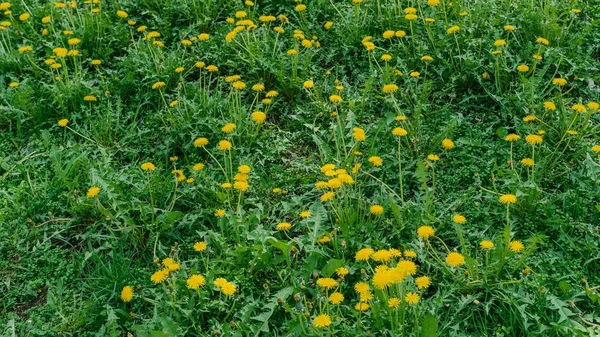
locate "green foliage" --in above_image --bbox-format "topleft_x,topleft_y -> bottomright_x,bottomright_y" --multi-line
1,0 -> 600,336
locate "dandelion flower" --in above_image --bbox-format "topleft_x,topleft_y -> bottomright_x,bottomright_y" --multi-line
509,240 -> 525,253
383,84 -> 398,93
218,140 -> 232,151
392,127 -> 407,137
336,267 -> 349,277
121,286 -> 134,302
187,274 -> 206,289
318,235 -> 330,244
58,119 -> 69,127
141,162 -> 156,171
416,276 -> 431,289
480,240 -> 494,250
222,123 -> 236,133
151,269 -> 169,284
383,30 -> 395,39
442,138 -> 455,149
517,65 -> 529,73
446,252 -> 465,267
552,78 -> 567,86
295,4 -> 307,11
329,95 -> 342,103
276,222 -> 291,231
87,186 -> 100,198
329,292 -> 344,305
525,134 -> 543,145
405,292 -> 420,304
587,102 -> 599,110
543,102 -> 556,110
355,303 -> 370,311
592,145 -> 600,154
417,225 -> 435,239
536,37 -> 549,45
427,154 -> 439,161
313,314 -> 331,328
321,191 -> 335,202
370,204 -> 384,215
368,156 -> 383,167
521,158 -> 534,167
353,128 -> 366,141
221,282 -> 236,296
371,250 -> 393,263
447,25 -> 460,34
194,137 -> 209,148
404,250 -> 417,258
300,211 -> 311,218
499,194 -> 517,204
233,181 -> 249,192
193,240 -> 208,252
571,104 -> 587,113
317,278 -> 338,290
151,81 -> 166,90
355,248 -> 374,261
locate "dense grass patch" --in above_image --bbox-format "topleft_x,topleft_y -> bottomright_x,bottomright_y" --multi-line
1,0 -> 600,336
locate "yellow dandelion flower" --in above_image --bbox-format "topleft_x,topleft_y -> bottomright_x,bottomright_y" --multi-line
552,78 -> 567,86
355,302 -> 370,311
313,314 -> 331,328
370,204 -> 384,215
383,84 -> 398,93
417,225 -> 435,239
329,292 -> 344,305
355,248 -> 374,261
521,158 -> 534,166
150,269 -> 169,284
218,140 -> 232,151
525,134 -> 543,145
509,240 -> 525,253
405,292 -> 420,304
187,274 -> 206,289
194,241 -> 208,251
121,286 -> 134,302
86,186 -> 100,198
276,222 -> 291,231
480,240 -> 494,249
388,297 -> 401,308
447,25 -> 460,34
353,127 -> 366,141
368,156 -> 383,167
445,252 -> 465,267
321,191 -> 335,202
416,276 -> 431,289
499,194 -> 517,204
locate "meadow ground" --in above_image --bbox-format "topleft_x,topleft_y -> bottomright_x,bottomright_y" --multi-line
1,0 -> 600,336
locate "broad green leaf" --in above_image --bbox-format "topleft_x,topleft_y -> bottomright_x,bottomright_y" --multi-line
421,313 -> 437,337
321,258 -> 345,277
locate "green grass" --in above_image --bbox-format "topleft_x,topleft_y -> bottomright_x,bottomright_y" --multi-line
1,0 -> 600,336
